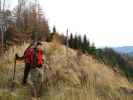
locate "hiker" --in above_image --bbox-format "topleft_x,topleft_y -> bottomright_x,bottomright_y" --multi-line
16,42 -> 35,85
30,42 -> 45,97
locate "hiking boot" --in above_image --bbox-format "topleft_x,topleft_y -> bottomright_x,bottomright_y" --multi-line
21,81 -> 27,86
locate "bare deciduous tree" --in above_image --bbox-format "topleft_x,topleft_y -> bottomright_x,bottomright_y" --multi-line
12,0 -> 49,41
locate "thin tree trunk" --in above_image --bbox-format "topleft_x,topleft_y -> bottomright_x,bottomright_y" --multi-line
3,0 -> 5,12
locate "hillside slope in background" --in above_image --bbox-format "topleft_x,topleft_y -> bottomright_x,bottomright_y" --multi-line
0,42 -> 133,100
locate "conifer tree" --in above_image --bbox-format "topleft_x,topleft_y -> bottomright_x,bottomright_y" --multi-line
82,34 -> 87,53
77,35 -> 82,49
53,26 -> 56,33
74,35 -> 78,49
69,33 -> 73,48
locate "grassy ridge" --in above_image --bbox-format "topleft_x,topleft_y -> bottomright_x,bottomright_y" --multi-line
0,42 -> 133,100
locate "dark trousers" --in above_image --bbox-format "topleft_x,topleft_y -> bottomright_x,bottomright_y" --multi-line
22,63 -> 31,84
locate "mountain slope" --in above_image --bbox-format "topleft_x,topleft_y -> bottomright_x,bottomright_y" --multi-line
0,42 -> 133,100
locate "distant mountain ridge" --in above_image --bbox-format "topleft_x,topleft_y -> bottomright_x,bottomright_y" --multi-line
113,46 -> 133,54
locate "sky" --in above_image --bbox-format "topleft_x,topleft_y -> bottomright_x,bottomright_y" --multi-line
5,0 -> 133,47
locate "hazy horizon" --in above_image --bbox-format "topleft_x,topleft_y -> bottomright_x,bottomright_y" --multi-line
5,0 -> 133,47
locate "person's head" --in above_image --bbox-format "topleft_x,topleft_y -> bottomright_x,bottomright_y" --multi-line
36,42 -> 42,48
29,41 -> 36,48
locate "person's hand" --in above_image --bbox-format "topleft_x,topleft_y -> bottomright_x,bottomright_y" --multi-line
15,53 -> 18,59
15,53 -> 24,61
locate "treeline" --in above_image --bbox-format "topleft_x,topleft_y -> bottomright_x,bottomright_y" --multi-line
46,26 -> 97,54
68,33 -> 96,54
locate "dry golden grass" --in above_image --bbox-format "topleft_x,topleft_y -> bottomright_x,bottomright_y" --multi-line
0,41 -> 133,100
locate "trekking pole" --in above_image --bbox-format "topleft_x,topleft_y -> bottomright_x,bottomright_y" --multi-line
13,54 -> 17,81
11,54 -> 17,91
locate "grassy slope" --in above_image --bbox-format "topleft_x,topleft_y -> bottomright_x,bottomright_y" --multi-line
0,42 -> 133,100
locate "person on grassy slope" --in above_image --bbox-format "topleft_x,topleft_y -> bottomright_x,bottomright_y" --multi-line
16,42 -> 35,85
30,42 -> 45,97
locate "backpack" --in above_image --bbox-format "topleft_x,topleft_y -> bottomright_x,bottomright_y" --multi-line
32,47 -> 43,67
